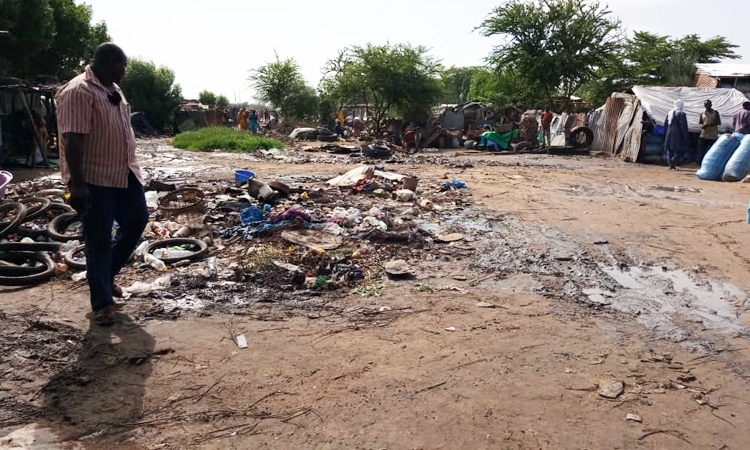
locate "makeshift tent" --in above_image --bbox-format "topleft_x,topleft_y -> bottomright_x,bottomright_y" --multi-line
632,86 -> 748,133
589,86 -> 748,164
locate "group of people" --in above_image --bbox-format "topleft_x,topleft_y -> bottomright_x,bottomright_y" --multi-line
236,108 -> 260,134
664,99 -> 750,170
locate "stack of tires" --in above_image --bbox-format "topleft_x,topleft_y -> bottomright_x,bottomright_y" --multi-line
0,192 -> 81,286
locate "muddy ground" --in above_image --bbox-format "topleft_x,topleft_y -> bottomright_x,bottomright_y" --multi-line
2,139 -> 750,449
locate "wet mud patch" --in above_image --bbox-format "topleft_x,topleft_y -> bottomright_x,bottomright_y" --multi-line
469,211 -> 750,351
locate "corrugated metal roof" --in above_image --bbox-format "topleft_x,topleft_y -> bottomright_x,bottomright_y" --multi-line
695,63 -> 750,78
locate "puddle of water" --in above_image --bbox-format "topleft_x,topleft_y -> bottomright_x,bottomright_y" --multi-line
593,266 -> 748,335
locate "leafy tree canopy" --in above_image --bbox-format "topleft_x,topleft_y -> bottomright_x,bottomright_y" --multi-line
0,0 -> 110,79
249,55 -> 318,119
198,90 -> 218,106
119,58 -> 183,131
479,0 -> 623,110
216,95 -> 229,108
320,43 -> 443,132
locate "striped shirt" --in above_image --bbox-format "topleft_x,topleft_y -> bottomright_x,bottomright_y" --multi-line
56,65 -> 141,188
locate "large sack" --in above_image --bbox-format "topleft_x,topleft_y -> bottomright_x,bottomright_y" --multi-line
696,133 -> 743,181
722,134 -> 750,181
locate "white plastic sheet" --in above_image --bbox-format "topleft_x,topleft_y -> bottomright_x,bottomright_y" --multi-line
632,86 -> 748,133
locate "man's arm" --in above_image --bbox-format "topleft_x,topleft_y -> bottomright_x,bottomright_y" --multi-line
63,133 -> 86,186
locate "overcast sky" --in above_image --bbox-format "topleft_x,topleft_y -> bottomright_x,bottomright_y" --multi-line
80,0 -> 748,101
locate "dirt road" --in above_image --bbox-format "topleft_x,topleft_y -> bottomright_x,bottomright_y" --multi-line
2,141 -> 750,449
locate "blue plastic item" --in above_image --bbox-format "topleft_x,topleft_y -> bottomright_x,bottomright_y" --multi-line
442,179 -> 468,190
235,170 -> 255,184
723,134 -> 750,181
263,204 -> 272,212
696,133 -> 743,181
747,201 -> 750,224
240,206 -> 263,225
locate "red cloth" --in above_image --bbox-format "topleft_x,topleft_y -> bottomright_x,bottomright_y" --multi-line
404,130 -> 416,143
541,111 -> 553,129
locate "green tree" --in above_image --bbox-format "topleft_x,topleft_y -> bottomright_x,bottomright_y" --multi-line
479,0 -> 624,111
198,90 -> 217,105
216,95 -> 229,108
0,0 -> 55,78
624,32 -> 739,86
249,54 -> 317,119
286,86 -> 319,120
119,58 -> 183,131
580,31 -> 741,105
30,0 -> 110,79
321,43 -> 443,133
469,68 -> 540,107
0,0 -> 109,79
441,67 -> 477,104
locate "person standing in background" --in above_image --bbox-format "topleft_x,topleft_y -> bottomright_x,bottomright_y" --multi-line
336,109 -> 345,128
236,107 -> 247,131
698,100 -> 721,163
56,43 -> 149,326
732,102 -> 750,135
249,109 -> 259,134
540,108 -> 553,148
664,99 -> 689,170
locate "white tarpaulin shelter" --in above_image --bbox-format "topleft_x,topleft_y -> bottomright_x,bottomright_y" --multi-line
632,86 -> 747,133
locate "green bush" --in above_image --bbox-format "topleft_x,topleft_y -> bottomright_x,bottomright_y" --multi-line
172,127 -> 285,152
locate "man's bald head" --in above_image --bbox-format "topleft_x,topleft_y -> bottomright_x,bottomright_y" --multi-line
91,43 -> 127,85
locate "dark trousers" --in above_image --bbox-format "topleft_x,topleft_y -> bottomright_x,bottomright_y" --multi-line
84,171 -> 148,312
698,138 -> 717,164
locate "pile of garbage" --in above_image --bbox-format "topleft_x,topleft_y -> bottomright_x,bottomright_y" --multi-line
0,165 -> 475,313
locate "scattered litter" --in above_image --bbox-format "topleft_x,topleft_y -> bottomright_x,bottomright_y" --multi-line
236,334 -> 248,349
598,380 -> 625,399
626,413 -> 642,423
445,327 -> 457,332
71,271 -> 86,282
384,260 -> 413,277
476,301 -> 496,308
435,232 -> 465,243
281,229 -> 343,250
124,275 -> 172,296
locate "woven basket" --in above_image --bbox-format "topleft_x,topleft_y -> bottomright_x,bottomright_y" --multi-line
158,188 -> 205,228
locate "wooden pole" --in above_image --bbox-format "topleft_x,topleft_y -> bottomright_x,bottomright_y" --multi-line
18,89 -> 49,168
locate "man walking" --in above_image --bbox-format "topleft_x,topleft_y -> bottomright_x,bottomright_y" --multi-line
698,100 -> 721,163
56,43 -> 149,326
541,108 -> 554,148
733,102 -> 750,135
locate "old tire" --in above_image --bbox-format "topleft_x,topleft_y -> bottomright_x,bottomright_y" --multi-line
0,251 -> 56,286
143,238 -> 208,265
513,141 -> 535,153
64,244 -> 87,271
0,202 -> 28,238
48,212 -> 84,242
18,203 -> 74,239
19,197 -> 52,221
570,126 -> 594,149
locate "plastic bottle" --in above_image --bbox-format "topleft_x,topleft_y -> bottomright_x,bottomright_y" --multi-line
153,248 -> 194,260
135,241 -> 149,257
747,201 -> 750,224
144,254 -> 167,271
